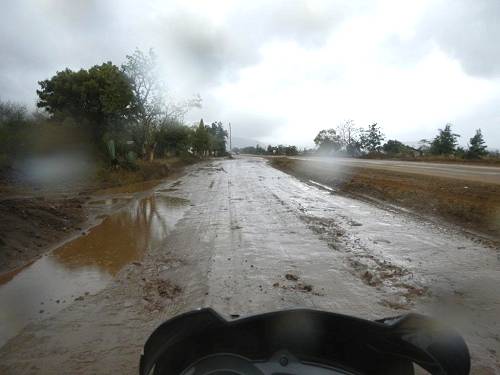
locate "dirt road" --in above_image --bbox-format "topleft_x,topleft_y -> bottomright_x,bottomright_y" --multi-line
291,156 -> 500,184
0,157 -> 499,374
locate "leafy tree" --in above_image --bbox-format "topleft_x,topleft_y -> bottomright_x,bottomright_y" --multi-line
360,122 -> 384,152
208,121 -> 228,156
285,145 -> 298,155
223,143 -> 299,156
314,129 -> 342,153
239,145 -> 268,155
383,139 -> 415,155
430,123 -> 460,155
36,62 -> 133,140
121,48 -> 202,160
0,101 -> 27,124
121,49 -> 164,160
466,129 -> 488,159
191,119 -> 210,156
455,146 -> 466,158
256,144 -> 266,154
345,141 -> 362,156
0,101 -> 29,163
417,139 -> 431,155
155,119 -> 193,156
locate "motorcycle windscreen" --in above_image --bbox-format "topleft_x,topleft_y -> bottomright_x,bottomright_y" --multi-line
139,308 -> 470,375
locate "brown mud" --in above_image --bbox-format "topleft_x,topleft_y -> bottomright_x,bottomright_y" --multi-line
0,158 -> 195,274
0,157 -> 498,374
0,182 -> 191,347
270,157 -> 500,241
0,196 -> 89,273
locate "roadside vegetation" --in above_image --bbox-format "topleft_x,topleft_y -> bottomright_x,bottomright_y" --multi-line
312,120 -> 499,163
268,121 -> 500,239
233,144 -> 298,156
0,49 -> 229,273
0,48 -> 228,190
239,119 -> 498,164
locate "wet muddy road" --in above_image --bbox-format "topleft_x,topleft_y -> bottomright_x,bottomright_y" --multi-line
0,157 -> 499,374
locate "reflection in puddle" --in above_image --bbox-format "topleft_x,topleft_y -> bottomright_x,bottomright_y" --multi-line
87,197 -> 131,206
0,194 -> 189,347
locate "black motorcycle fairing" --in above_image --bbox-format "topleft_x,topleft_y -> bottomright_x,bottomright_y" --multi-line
139,308 -> 470,375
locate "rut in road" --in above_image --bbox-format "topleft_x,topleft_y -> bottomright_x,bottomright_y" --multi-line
0,157 -> 498,374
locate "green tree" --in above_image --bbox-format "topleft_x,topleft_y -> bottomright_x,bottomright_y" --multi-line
430,123 -> 460,155
241,145 -> 266,155
382,139 -> 415,155
360,122 -> 384,152
121,48 -> 202,160
466,129 -> 488,159
417,139 -> 431,155
314,129 -> 342,153
0,101 -> 29,164
208,121 -> 228,156
36,62 -> 133,141
121,49 -> 164,160
155,119 -> 193,156
285,145 -> 298,156
191,119 -> 210,156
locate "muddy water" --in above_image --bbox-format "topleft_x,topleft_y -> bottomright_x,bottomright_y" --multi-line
0,189 -> 189,347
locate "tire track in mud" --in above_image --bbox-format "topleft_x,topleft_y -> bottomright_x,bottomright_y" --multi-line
269,187 -> 427,310
265,158 -> 500,373
299,215 -> 428,310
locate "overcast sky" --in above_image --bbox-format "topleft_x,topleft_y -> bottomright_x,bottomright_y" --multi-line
1,0 -> 500,148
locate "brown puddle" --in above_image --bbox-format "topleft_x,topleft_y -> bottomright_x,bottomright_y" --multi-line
0,193 -> 189,348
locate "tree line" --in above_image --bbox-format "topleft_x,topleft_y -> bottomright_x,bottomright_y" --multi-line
234,144 -> 298,156
0,48 -> 228,171
313,120 -> 493,160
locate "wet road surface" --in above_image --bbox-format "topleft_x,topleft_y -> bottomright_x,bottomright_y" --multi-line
0,157 -> 499,374
290,156 -> 500,184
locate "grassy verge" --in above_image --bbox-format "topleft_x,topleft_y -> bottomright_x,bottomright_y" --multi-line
270,157 -> 500,241
94,155 -> 199,190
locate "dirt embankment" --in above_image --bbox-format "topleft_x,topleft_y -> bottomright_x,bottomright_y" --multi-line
0,197 -> 88,274
270,157 -> 500,241
0,157 -> 198,274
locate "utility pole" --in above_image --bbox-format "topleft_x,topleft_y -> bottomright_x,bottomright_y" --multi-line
229,122 -> 232,152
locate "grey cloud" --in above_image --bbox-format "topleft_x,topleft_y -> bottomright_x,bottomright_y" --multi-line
0,0 -> 364,104
154,0 -> 364,89
422,0 -> 500,78
394,0 -> 500,78
0,0 -> 130,103
182,97 -> 282,141
381,35 -> 433,67
220,112 -> 286,140
184,106 -> 284,144
155,12 -> 252,87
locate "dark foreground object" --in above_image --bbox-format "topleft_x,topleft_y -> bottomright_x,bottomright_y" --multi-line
140,308 -> 470,375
